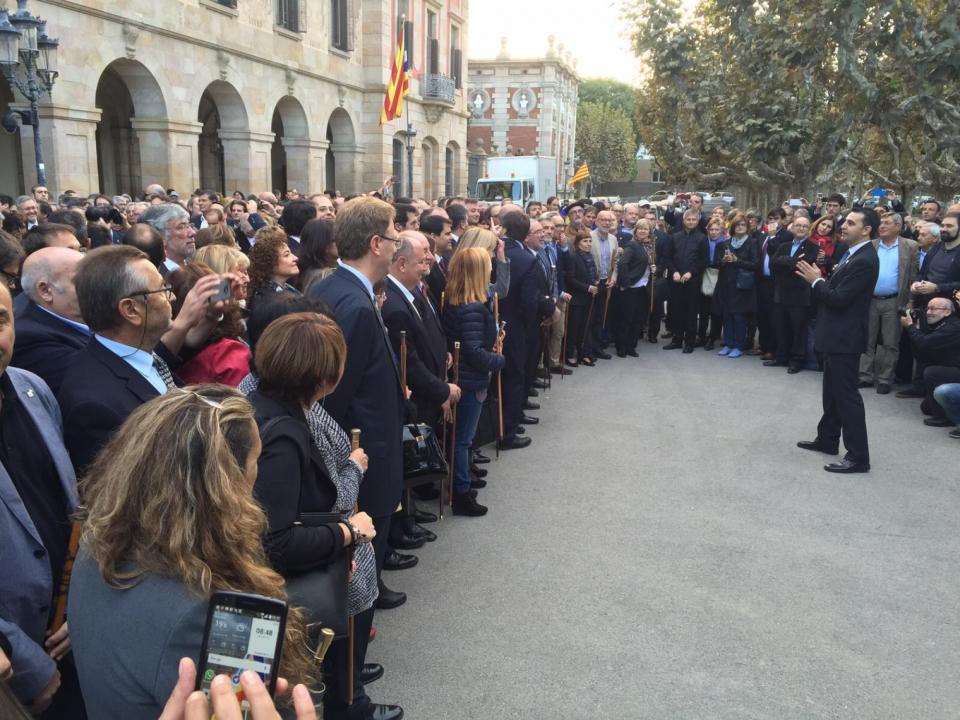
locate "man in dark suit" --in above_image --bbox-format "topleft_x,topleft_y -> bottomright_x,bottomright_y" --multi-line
523,220 -> 559,399
755,208 -> 794,358
421,213 -> 453,306
12,247 -> 90,394
662,210 -> 708,352
768,215 -> 820,373
309,197 -> 404,720
796,208 -> 881,473
499,209 -> 539,448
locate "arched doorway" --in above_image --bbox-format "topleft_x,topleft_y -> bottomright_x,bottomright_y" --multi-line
0,75 -> 24,195
326,108 -> 357,194
198,81 -> 248,193
270,96 -> 309,194
94,59 -> 167,196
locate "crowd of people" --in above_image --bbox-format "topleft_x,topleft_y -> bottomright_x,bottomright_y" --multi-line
0,179 -> 958,719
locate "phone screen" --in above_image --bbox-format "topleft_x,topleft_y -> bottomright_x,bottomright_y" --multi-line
198,597 -> 285,713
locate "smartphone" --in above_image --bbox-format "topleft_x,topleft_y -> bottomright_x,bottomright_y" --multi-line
196,592 -> 287,712
789,198 -> 803,207
209,277 -> 232,304
870,187 -> 887,197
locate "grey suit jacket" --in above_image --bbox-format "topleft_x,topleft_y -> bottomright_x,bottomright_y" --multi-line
0,367 -> 78,702
590,229 -> 620,283
871,235 -> 919,307
68,552 -> 207,719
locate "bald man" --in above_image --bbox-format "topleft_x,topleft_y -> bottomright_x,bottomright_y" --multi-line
12,247 -> 91,393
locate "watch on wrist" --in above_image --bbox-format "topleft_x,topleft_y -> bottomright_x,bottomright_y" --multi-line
345,521 -> 360,546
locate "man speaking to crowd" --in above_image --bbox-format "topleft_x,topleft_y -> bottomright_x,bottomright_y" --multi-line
795,208 -> 881,473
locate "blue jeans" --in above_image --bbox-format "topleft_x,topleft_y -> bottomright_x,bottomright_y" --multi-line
454,389 -> 484,495
933,383 -> 960,425
722,311 -> 747,350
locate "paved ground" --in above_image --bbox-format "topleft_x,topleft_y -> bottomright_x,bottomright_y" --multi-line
365,346 -> 960,720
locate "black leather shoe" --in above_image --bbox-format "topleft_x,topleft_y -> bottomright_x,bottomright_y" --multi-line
367,704 -> 404,720
682,346 -> 694,354
537,366 -> 551,380
414,524 -> 437,542
500,435 -> 532,449
550,365 -> 573,375
647,336 -> 658,343
452,491 -> 488,516
471,477 -> 487,489
857,380 -> 874,388
360,663 -> 384,685
414,508 -> 438,524
595,350 -> 612,360
616,350 -> 627,358
527,388 -> 538,398
924,417 -> 954,427
532,378 -> 549,389
383,550 -> 418,571
797,440 -> 839,455
515,425 -> 526,434
375,585 -> 407,610
704,340 -> 715,351
391,532 -> 426,550
824,459 -> 870,473
895,388 -> 924,398
787,366 -> 801,374
663,342 -> 682,350
472,450 -> 491,464
763,360 -> 788,367
471,463 -> 488,478
520,414 -> 539,425
523,400 -> 540,410
876,384 -> 891,395
950,428 -> 960,439
626,349 -> 639,357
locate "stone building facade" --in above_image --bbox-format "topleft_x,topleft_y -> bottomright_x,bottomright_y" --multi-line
465,36 -> 578,196
0,0 -> 470,200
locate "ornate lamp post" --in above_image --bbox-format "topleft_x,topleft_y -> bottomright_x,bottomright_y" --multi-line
0,1 -> 59,187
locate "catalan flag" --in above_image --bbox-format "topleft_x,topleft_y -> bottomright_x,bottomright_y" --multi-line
568,163 -> 590,186
380,19 -> 410,126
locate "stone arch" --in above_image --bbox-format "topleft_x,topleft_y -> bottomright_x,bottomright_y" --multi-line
94,59 -> 168,195
198,81 -> 249,193
270,95 -> 310,194
445,140 -> 461,197
325,108 -> 359,194
421,135 -> 440,203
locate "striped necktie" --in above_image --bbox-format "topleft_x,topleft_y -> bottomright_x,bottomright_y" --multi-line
152,353 -> 176,390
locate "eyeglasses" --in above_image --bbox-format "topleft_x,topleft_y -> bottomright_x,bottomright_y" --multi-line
371,232 -> 402,248
125,284 -> 174,301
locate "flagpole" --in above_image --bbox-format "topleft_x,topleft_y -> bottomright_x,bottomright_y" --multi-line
402,18 -> 416,199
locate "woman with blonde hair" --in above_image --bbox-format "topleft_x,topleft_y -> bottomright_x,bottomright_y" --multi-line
194,244 -> 251,304
441,248 -> 506,516
455,226 -> 510,298
68,385 -> 316,719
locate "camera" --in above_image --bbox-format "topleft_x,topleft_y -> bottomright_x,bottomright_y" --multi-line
898,307 -> 921,321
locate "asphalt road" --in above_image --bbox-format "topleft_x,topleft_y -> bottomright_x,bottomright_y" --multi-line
364,345 -> 960,720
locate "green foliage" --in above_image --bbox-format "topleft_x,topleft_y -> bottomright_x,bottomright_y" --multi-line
575,101 -> 637,185
578,78 -> 643,147
624,0 -> 960,198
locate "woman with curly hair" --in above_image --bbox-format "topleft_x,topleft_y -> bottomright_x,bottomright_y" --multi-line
169,262 -> 251,386
247,226 -> 301,310
68,385 -> 317,719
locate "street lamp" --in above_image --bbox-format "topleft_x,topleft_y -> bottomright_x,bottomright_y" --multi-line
0,1 -> 59,187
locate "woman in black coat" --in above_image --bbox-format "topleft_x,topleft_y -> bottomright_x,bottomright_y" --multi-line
614,220 -> 652,356
564,229 -> 600,366
714,213 -> 759,358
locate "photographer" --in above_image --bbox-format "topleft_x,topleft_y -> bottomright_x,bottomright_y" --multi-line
900,297 -> 960,428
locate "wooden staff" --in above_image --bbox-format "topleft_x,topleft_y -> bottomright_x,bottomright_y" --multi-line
584,286 -> 598,337
50,518 -> 82,632
493,294 -> 504,458
647,237 -> 657,312
560,300 -> 569,381
399,330 -> 408,389
601,284 -> 613,331
347,429 -> 360,704
442,342 -> 461,516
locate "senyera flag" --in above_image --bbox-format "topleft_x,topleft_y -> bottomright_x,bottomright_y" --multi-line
568,163 -> 590,186
380,19 -> 410,126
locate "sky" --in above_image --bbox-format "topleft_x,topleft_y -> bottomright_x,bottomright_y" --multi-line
468,0 -> 643,87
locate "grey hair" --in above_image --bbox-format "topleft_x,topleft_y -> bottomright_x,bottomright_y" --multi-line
924,222 -> 941,240
16,195 -> 32,206
20,254 -> 62,300
624,203 -> 641,213
885,212 -> 903,228
138,203 -> 189,238
112,195 -> 128,205
539,211 -> 560,222
394,230 -> 426,263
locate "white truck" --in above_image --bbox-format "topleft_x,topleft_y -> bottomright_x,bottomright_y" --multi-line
475,156 -> 557,205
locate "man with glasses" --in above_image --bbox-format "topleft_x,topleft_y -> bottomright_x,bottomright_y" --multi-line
309,197 -> 406,720
57,245 -> 232,472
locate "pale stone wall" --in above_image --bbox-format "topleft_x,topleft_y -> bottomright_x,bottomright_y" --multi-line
1,0 -> 468,200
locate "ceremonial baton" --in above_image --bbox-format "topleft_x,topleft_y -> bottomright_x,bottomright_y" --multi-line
443,341 -> 461,516
50,517 -> 82,633
399,330 -> 408,389
493,294 -> 505,458
346,428 -> 361,704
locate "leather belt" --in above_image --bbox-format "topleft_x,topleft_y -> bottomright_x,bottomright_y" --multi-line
873,293 -> 897,300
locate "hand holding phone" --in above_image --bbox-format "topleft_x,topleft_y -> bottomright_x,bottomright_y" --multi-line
208,278 -> 232,304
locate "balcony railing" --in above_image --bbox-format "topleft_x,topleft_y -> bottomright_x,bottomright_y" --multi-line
423,73 -> 456,103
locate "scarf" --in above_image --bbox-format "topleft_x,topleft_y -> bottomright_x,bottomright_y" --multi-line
730,234 -> 749,250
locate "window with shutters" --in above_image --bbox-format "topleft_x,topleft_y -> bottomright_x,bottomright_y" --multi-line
277,0 -> 305,33
331,0 -> 353,51
450,26 -> 462,89
426,10 -> 439,75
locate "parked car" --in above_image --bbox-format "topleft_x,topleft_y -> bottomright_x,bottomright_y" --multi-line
646,190 -> 672,204
712,190 -> 736,205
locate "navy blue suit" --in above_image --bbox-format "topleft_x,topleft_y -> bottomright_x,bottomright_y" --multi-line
500,238 -> 540,436
12,300 -> 90,395
310,266 -> 404,519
